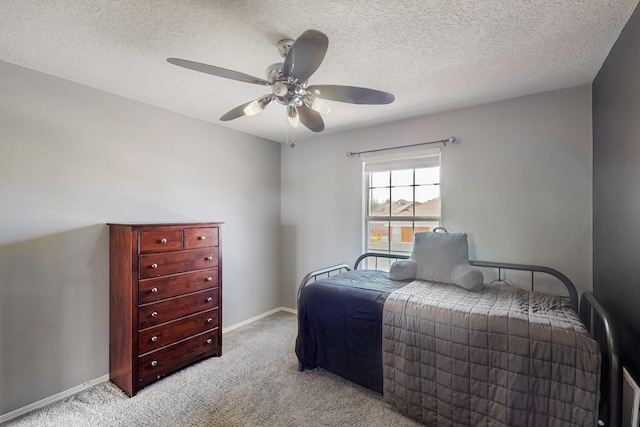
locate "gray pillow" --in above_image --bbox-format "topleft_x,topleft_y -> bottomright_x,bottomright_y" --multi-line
451,263 -> 485,291
388,259 -> 417,280
410,231 -> 470,284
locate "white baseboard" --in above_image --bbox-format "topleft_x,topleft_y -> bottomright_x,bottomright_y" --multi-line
0,374 -> 110,424
0,307 -> 296,423
222,306 -> 296,333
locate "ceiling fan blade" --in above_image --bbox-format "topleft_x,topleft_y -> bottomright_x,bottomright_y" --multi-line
298,105 -> 325,132
307,85 -> 395,104
220,95 -> 274,121
283,30 -> 328,82
167,58 -> 270,86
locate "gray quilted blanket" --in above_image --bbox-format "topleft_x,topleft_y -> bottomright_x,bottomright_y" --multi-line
382,280 -> 601,427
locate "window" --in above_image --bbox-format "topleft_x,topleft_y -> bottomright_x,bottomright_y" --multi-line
364,151 -> 441,255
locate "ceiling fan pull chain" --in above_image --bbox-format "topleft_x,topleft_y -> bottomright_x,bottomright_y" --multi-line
286,117 -> 296,148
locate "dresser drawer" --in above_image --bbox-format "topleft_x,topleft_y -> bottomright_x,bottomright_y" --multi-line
139,229 -> 183,253
184,227 -> 218,249
137,344 -> 220,389
138,330 -> 219,380
138,288 -> 219,329
139,268 -> 218,304
138,308 -> 219,354
139,248 -> 218,279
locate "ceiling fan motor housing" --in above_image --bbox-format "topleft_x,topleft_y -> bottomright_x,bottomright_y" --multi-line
272,81 -> 305,106
267,62 -> 306,107
265,62 -> 285,83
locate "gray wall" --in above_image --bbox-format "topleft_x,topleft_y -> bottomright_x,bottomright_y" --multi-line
281,85 -> 593,309
593,2 -> 640,377
0,60 -> 281,416
0,58 -> 596,417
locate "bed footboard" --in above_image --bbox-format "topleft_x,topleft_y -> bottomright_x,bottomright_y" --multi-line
296,263 -> 351,372
297,263 -> 351,306
580,292 -> 621,427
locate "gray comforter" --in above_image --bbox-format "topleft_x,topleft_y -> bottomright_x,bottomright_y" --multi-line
382,280 -> 601,427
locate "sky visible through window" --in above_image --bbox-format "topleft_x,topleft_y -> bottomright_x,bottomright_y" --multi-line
369,167 -> 440,212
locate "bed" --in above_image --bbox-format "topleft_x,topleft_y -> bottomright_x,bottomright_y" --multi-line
296,233 -> 620,427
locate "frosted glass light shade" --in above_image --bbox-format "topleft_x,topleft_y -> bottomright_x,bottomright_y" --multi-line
311,97 -> 331,115
287,105 -> 299,128
243,100 -> 263,116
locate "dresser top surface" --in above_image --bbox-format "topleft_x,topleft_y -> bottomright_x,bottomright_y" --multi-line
108,222 -> 223,227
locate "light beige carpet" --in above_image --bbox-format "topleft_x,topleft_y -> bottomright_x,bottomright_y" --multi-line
4,311 -> 420,427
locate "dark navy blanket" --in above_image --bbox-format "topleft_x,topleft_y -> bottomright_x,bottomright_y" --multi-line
295,270 -> 408,393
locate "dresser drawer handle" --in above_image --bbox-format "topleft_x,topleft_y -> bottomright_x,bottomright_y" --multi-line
206,276 -> 213,281
206,297 -> 213,303
151,336 -> 158,342
199,236 -> 206,240
206,338 -> 213,344
205,256 -> 213,261
207,317 -> 213,323
150,263 -> 158,269
151,311 -> 158,317
151,287 -> 158,293
151,360 -> 158,367
159,238 -> 167,244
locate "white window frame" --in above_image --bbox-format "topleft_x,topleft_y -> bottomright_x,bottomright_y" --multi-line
363,149 -> 441,256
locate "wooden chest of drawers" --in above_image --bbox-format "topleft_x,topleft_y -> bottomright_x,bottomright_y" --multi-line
108,222 -> 223,396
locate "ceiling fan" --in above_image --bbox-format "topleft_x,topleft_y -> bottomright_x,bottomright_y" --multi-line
167,29 -> 395,132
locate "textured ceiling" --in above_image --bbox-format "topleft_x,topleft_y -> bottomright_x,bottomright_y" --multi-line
1,0 -> 638,143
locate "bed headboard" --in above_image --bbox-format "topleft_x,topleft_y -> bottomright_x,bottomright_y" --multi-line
354,252 -> 579,310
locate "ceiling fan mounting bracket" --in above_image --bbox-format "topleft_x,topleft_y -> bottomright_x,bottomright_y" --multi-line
277,39 -> 295,58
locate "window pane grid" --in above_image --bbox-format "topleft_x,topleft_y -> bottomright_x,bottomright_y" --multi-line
365,163 -> 440,255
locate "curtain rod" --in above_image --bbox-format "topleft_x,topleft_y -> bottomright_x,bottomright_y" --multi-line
346,136 -> 456,157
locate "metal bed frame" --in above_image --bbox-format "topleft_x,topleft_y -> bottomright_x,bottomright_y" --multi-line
581,291 -> 622,427
297,252 -> 621,427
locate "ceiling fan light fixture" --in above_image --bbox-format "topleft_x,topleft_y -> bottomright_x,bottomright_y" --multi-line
243,99 -> 263,117
309,96 -> 331,115
272,81 -> 289,97
243,95 -> 273,117
287,105 -> 299,128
